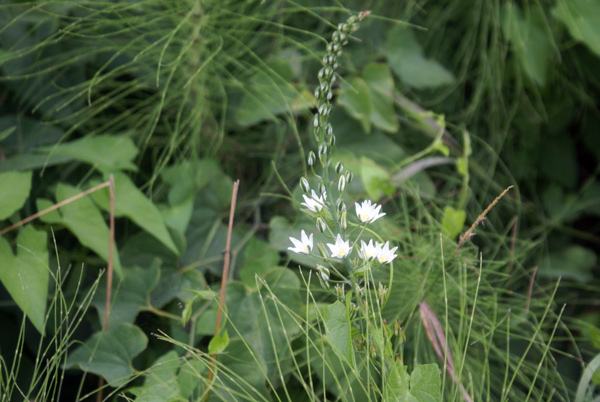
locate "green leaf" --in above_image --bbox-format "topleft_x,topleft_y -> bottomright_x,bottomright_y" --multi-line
362,64 -> 399,133
553,0 -> 600,58
65,323 -> 148,387
37,183 -> 123,277
0,154 -> 73,173
337,77 -> 372,133
385,362 -> 441,402
382,27 -> 454,89
161,159 -> 218,206
0,125 -> 16,142
208,329 -> 229,355
322,301 -> 355,366
360,156 -> 395,201
0,225 -> 49,334
40,135 -> 139,172
128,351 -> 182,402
369,91 -> 399,133
239,236 -> 279,286
224,269 -> 302,380
92,259 -> 161,328
363,63 -> 395,98
538,245 -> 597,283
361,63 -> 399,133
0,171 -> 32,220
91,172 -> 179,255
441,206 -> 466,239
502,3 -> 552,86
235,60 -> 314,127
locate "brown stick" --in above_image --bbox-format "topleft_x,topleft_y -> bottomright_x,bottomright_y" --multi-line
0,181 -> 111,236
525,267 -> 538,315
206,180 -> 240,399
97,174 -> 116,402
455,186 -> 514,254
420,301 -> 473,402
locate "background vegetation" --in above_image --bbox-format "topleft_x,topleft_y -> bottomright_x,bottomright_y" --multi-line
0,0 -> 598,401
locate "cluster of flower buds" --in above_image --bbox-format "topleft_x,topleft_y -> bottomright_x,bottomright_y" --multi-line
312,14 -> 362,163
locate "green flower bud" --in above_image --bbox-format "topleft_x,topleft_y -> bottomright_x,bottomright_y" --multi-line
299,177 -> 310,193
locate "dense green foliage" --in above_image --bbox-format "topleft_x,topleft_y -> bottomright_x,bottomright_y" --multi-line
0,1 -> 599,401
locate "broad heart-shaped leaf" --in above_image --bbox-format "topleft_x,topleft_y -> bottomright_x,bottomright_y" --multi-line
382,27 -> 454,89
127,351 -> 182,402
322,301 -> 355,366
238,236 -> 279,286
91,259 -> 161,328
441,206 -> 466,239
553,0 -> 600,58
0,225 -> 48,334
337,77 -> 372,133
225,269 -> 302,380
160,159 -> 219,206
91,172 -> 179,256
385,362 -> 441,402
39,135 -> 139,172
363,63 -> 395,98
362,63 -> 399,133
37,183 -> 123,277
360,156 -> 395,201
502,3 -> 552,86
65,323 -> 147,387
538,245 -> 597,283
235,59 -> 314,127
0,170 -> 32,220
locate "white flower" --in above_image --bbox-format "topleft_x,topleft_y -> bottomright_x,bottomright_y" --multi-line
288,230 -> 313,254
377,241 -> 398,264
355,200 -> 386,223
327,234 -> 351,259
301,190 -> 327,212
358,240 -> 381,261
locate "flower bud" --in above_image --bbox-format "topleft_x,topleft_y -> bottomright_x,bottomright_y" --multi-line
316,265 -> 330,288
327,134 -> 336,146
318,182 -> 327,195
299,177 -> 310,193
318,144 -> 328,162
313,115 -> 319,128
316,217 -> 327,233
340,209 -> 347,231
345,170 -> 353,183
338,175 -> 346,192
335,284 -> 345,299
317,243 -> 328,259
307,151 -> 315,166
314,88 -> 320,98
335,161 -> 344,174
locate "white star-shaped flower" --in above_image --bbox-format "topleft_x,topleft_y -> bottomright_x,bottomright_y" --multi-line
327,234 -> 351,259
355,200 -> 386,223
376,241 -> 398,264
288,230 -> 313,254
358,240 -> 381,261
301,190 -> 327,212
